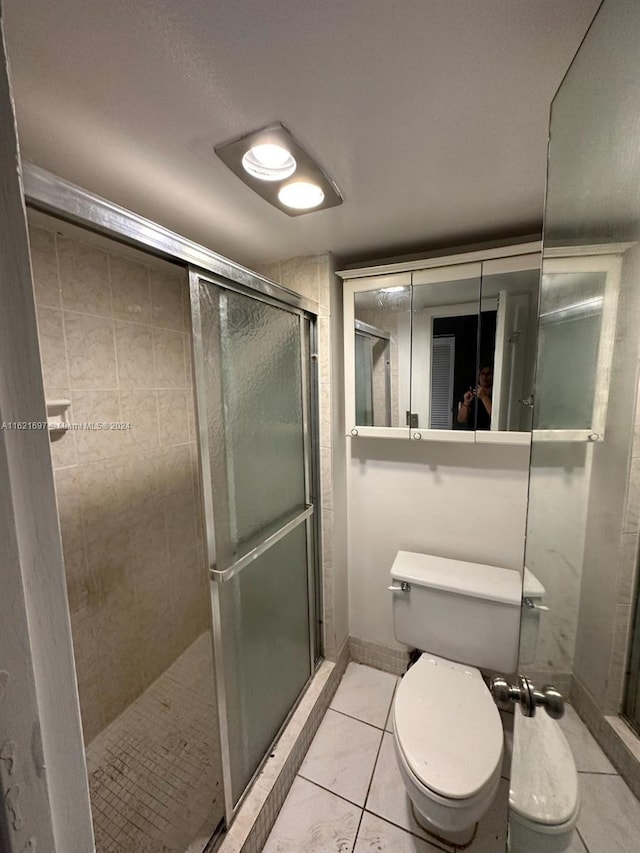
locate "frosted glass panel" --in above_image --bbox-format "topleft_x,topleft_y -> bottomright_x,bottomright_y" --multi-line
534,272 -> 605,429
218,288 -> 305,551
220,523 -> 310,804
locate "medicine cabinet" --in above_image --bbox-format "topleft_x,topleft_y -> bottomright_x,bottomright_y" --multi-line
339,243 -> 541,444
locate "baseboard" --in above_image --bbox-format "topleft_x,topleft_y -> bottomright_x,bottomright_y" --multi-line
349,635 -> 409,676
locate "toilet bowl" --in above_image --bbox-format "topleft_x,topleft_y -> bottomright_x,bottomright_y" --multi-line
392,653 -> 504,835
508,709 -> 579,852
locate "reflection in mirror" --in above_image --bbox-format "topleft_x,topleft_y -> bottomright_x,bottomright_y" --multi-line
410,276 -> 480,430
534,270 -> 606,430
480,268 -> 540,431
513,0 -> 640,848
354,286 -> 411,427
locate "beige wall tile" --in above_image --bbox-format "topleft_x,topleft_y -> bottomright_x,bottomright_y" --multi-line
114,320 -> 155,389
120,389 -> 160,452
38,232 -> 205,741
29,225 -> 61,308
70,608 -> 105,744
153,328 -> 186,388
151,268 -> 185,331
72,389 -> 122,462
135,561 -> 180,687
157,389 -> 189,446
110,255 -> 151,324
58,236 -> 111,316
50,428 -> 77,470
36,305 -> 70,393
55,467 -> 96,614
65,311 -> 117,389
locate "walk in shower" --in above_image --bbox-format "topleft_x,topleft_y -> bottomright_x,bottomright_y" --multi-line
26,167 -> 320,852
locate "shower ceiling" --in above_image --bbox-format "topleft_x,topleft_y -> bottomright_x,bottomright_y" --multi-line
3,0 -> 600,268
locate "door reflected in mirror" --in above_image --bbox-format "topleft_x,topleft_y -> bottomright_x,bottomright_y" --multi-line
354,286 -> 411,427
411,274 -> 481,430
480,267 -> 540,432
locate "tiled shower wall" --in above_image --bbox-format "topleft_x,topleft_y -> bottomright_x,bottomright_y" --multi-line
30,221 -> 209,744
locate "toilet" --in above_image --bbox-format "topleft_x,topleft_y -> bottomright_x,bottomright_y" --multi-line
389,550 -> 579,848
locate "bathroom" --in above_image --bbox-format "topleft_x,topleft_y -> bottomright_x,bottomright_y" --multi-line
1,1 -> 640,852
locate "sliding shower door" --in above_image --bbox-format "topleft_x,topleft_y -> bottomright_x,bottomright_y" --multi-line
190,270 -> 318,819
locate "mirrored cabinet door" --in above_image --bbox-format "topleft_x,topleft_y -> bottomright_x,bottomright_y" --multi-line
409,263 -> 481,438
349,272 -> 412,435
479,255 -> 541,434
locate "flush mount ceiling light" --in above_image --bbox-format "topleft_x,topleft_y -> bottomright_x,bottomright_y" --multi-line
241,144 -> 296,181
278,181 -> 325,210
215,122 -> 342,217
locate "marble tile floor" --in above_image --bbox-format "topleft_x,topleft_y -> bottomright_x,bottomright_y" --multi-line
262,662 -> 640,853
85,631 -> 224,853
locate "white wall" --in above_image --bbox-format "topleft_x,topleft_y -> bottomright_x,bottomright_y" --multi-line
348,439 -> 530,649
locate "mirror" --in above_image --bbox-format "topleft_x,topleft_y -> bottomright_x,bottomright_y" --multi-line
479,263 -> 540,432
409,265 -> 481,430
353,282 -> 411,428
346,253 -> 541,438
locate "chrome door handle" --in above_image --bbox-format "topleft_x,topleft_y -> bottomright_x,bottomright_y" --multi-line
490,674 -> 565,719
523,597 -> 549,611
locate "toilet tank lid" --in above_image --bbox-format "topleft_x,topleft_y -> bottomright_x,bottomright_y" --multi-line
391,551 -> 521,606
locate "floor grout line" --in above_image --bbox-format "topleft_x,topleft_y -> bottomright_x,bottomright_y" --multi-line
328,706 -> 389,732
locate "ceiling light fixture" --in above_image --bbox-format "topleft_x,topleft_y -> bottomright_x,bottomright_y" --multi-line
215,122 -> 342,216
242,143 -> 296,181
278,181 -> 325,210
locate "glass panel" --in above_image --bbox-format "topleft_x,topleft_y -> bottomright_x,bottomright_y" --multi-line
198,283 -> 306,558
479,268 -> 539,431
534,272 -> 605,429
354,286 -> 411,427
221,288 -> 306,548
219,523 -> 311,804
410,276 -> 481,431
515,0 -> 640,847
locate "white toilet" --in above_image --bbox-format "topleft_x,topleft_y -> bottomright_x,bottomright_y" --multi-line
389,550 -> 579,848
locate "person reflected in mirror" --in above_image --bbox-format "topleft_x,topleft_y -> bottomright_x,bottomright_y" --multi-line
457,365 -> 493,429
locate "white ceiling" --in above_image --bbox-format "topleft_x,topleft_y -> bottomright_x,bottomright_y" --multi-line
4,0 -> 600,269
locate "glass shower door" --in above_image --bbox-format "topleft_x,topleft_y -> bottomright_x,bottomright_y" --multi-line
190,271 -> 317,818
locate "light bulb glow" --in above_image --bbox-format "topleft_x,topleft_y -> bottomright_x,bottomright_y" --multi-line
242,144 -> 296,181
278,181 -> 325,210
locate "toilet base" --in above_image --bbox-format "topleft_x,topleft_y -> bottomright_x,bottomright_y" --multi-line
410,801 -> 478,849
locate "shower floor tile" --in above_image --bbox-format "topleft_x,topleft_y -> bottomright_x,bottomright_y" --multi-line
86,632 -> 223,853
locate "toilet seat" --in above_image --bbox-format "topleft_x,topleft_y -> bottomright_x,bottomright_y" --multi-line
393,653 -> 504,801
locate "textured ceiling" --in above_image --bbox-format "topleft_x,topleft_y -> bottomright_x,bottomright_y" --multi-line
4,0 -> 601,268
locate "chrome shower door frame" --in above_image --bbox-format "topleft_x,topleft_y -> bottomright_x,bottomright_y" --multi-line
189,268 -> 320,825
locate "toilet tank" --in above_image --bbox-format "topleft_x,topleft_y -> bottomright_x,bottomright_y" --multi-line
391,551 -> 522,673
